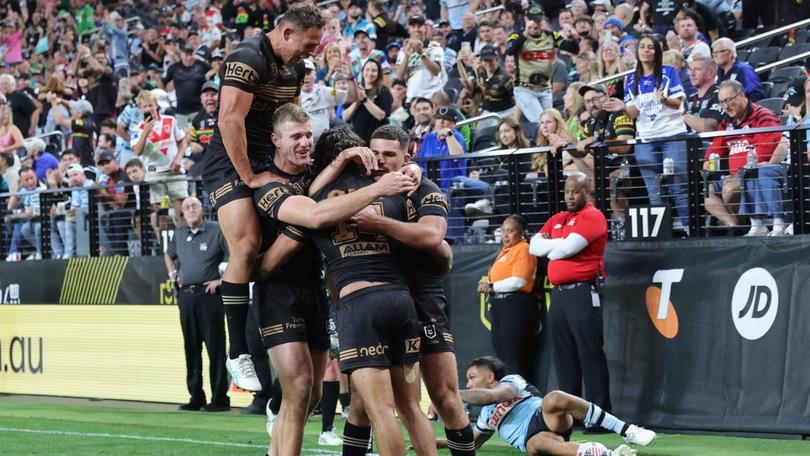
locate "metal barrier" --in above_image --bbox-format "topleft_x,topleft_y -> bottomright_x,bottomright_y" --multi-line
0,176 -> 205,262
591,17 -> 810,86
417,123 -> 810,241
36,131 -> 65,154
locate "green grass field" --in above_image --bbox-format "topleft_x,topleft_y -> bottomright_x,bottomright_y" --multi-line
0,395 -> 808,455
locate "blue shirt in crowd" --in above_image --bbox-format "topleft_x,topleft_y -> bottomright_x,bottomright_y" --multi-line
33,152 -> 60,181
418,129 -> 467,193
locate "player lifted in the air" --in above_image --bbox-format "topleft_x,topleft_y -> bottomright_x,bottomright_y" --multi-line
454,356 -> 655,456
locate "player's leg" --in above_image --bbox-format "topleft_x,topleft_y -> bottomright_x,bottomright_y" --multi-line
391,363 -> 438,456
217,196 -> 262,390
343,380 -> 372,456
308,348 -> 329,415
526,431 -> 580,456
351,367 -> 406,456
319,358 -> 343,445
267,341 -> 316,456
421,351 -> 476,456
541,390 -> 655,446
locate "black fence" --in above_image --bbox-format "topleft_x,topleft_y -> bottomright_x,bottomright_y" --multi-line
0,176 -> 205,261
417,123 -> 810,242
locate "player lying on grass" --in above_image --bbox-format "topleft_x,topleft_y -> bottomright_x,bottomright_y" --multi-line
450,356 -> 655,456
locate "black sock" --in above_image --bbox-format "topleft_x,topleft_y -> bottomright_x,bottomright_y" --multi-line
220,281 -> 250,358
339,392 -> 351,409
321,381 -> 339,432
342,421 -> 371,456
269,378 -> 282,415
445,424 -> 475,456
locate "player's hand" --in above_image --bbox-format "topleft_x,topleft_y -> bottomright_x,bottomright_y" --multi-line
346,205 -> 378,230
247,171 -> 288,189
373,171 -> 416,196
204,279 -> 222,294
340,146 -> 377,175
399,163 -> 422,196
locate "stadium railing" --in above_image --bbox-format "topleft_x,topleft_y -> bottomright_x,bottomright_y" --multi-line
416,123 -> 810,241
0,176 -> 205,261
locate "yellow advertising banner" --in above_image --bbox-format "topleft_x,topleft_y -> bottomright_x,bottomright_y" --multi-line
0,306 -> 252,407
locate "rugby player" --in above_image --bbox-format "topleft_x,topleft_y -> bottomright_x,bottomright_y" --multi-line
306,128 -> 438,456
201,3 -> 326,390
343,125 -> 476,456
458,356 -> 655,456
249,105 -> 416,455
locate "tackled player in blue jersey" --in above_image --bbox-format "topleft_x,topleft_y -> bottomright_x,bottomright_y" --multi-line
458,356 -> 656,456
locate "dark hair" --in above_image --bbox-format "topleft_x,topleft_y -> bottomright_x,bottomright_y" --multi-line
679,8 -> 705,34
371,125 -> 409,151
100,118 -> 117,129
19,166 -> 35,177
61,149 -> 80,158
479,20 -> 494,29
98,132 -> 115,145
468,356 -> 508,381
361,58 -> 385,99
574,15 -> 593,27
506,214 -> 528,234
279,3 -> 327,30
311,127 -> 366,175
1,153 -> 13,168
411,97 -> 433,108
633,34 -> 663,97
125,158 -> 145,169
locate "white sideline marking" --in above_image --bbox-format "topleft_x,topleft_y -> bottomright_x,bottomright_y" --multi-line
0,427 -> 341,454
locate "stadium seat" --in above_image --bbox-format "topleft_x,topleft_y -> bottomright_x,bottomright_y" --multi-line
471,124 -> 498,151
521,121 -> 539,143
757,97 -> 785,115
761,81 -> 774,98
777,44 -> 810,63
736,49 -> 750,63
746,47 -> 780,68
797,29 -> 810,43
768,66 -> 806,97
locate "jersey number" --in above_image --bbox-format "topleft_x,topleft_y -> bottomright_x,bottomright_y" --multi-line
328,190 -> 385,244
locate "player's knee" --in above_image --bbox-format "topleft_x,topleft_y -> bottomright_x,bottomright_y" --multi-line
543,390 -> 568,410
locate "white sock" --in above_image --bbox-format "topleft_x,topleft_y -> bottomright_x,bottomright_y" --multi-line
773,217 -> 785,231
750,217 -> 764,228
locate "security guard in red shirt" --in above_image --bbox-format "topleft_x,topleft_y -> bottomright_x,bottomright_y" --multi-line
529,173 -> 612,416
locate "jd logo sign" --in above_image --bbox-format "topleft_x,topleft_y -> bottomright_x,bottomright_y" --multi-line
731,268 -> 779,340
646,269 -> 684,339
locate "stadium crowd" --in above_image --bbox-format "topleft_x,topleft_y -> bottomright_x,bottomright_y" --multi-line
2,1 -> 810,455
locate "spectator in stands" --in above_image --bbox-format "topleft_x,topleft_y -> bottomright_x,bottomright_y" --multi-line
782,77 -> 807,124
574,52 -> 601,84
343,1 -> 372,38
62,163 -> 94,258
75,45 -> 117,128
712,38 -> 765,103
139,28 -> 165,69
187,81 -> 220,177
663,50 -> 694,98
116,95 -> 144,166
574,84 -> 636,219
684,55 -> 724,133
460,45 -> 515,119
562,82 -> 587,141
349,28 -> 387,81
96,152 -> 133,256
102,11 -> 130,77
508,5 -> 560,122
497,117 -> 532,151
704,80 -> 785,235
605,34 -> 690,229
23,137 -> 59,182
317,42 -> 350,87
0,153 -> 19,192
95,132 -> 116,160
397,15 -> 447,103
0,103 -> 24,156
5,167 -> 42,261
38,75 -> 72,142
537,108 -> 577,175
49,97 -> 96,167
418,106 -> 467,189
441,0 -> 476,33
473,20 -> 496,55
405,96 -> 435,153
343,59 -> 392,143
671,14 -> 710,61
0,74 -> 39,138
164,44 -> 212,128
389,79 -> 410,127
130,90 -> 188,237
301,60 -> 355,140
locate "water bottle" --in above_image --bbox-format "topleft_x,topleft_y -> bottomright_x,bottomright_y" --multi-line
746,145 -> 758,168
708,153 -> 720,171
663,157 -> 674,176
160,195 -> 170,209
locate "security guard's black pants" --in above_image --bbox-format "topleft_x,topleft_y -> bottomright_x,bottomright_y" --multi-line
549,284 -> 612,412
179,286 -> 229,406
490,292 -> 539,383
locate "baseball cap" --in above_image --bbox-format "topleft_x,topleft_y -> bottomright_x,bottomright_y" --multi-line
605,17 -> 623,31
69,99 -> 94,115
97,151 -> 116,164
525,4 -> 546,21
434,106 -> 459,122
334,72 -> 353,82
784,76 -> 807,107
66,164 -> 84,175
211,49 -> 224,60
386,39 -> 403,52
181,43 -> 195,53
479,45 -> 498,61
201,80 -> 220,93
578,83 -> 607,97
408,15 -> 426,25
354,27 -> 377,40
152,89 -> 172,110
348,0 -> 363,8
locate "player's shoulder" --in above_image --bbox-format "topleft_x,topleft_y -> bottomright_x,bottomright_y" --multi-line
222,37 -> 268,84
500,374 -> 528,392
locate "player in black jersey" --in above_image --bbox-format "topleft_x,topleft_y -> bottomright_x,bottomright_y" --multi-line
344,125 -> 476,456
247,105 -> 415,456
201,3 -> 326,392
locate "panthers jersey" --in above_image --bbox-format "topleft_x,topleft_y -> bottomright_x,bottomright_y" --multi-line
205,34 -> 305,175
506,31 -> 560,92
475,374 -> 543,453
403,178 -> 449,302
252,162 -> 321,286
311,172 -> 409,294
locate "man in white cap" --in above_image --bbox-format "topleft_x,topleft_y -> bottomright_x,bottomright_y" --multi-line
299,59 -> 357,140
